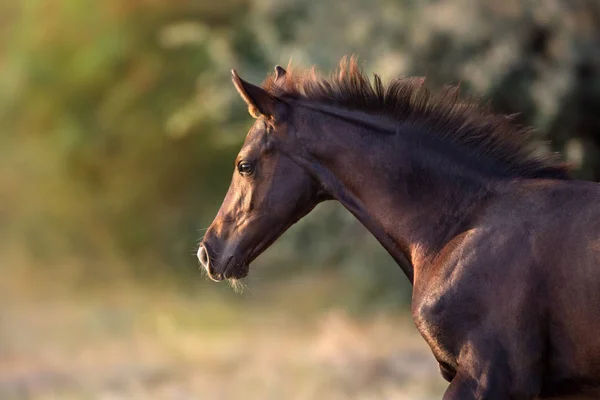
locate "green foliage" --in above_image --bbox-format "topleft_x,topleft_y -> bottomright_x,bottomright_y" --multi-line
2,0 -> 599,309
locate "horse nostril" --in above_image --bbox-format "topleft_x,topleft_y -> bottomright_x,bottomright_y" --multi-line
197,245 -> 209,268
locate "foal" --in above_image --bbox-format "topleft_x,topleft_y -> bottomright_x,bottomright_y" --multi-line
198,58 -> 600,399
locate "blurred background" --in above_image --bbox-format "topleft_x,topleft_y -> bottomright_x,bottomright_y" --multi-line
1,0 -> 600,399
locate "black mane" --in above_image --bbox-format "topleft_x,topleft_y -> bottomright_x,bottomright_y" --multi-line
262,56 -> 570,180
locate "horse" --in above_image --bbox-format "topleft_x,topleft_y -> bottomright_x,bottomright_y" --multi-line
197,57 -> 600,399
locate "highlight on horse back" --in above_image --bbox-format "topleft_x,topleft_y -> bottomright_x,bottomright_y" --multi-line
198,57 -> 600,398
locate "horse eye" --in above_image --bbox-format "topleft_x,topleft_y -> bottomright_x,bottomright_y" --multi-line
237,161 -> 255,176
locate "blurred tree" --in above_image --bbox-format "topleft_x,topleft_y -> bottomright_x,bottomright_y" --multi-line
1,0 -> 599,308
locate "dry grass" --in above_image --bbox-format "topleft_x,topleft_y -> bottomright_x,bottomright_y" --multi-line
0,276 -> 447,400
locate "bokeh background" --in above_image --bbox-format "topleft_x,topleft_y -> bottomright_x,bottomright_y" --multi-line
1,1 -> 600,399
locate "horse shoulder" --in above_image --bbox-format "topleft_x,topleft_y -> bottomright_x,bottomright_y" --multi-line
411,219 -> 543,384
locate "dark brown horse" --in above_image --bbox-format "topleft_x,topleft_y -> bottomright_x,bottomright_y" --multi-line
197,57 -> 600,399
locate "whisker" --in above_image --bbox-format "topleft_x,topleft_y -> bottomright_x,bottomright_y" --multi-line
228,278 -> 245,294
190,243 -> 203,256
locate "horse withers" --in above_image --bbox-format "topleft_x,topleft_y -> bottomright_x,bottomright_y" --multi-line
197,57 -> 600,399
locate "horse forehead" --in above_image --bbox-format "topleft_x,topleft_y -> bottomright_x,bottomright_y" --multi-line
244,120 -> 267,142
241,124 -> 273,155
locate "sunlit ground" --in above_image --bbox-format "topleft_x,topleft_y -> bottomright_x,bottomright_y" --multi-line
1,269 -> 446,400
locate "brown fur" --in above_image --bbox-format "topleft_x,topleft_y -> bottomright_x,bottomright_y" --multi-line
199,59 -> 600,398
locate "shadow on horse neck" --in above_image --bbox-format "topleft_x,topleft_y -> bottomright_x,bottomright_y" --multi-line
264,58 -> 569,281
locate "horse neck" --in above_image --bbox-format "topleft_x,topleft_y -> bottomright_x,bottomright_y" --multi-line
286,103 -> 494,283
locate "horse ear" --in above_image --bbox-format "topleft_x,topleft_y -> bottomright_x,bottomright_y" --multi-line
231,69 -> 276,119
274,65 -> 287,81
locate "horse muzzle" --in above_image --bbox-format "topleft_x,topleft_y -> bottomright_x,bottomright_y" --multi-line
197,243 -> 249,282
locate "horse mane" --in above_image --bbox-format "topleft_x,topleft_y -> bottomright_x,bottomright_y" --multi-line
262,56 -> 570,180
